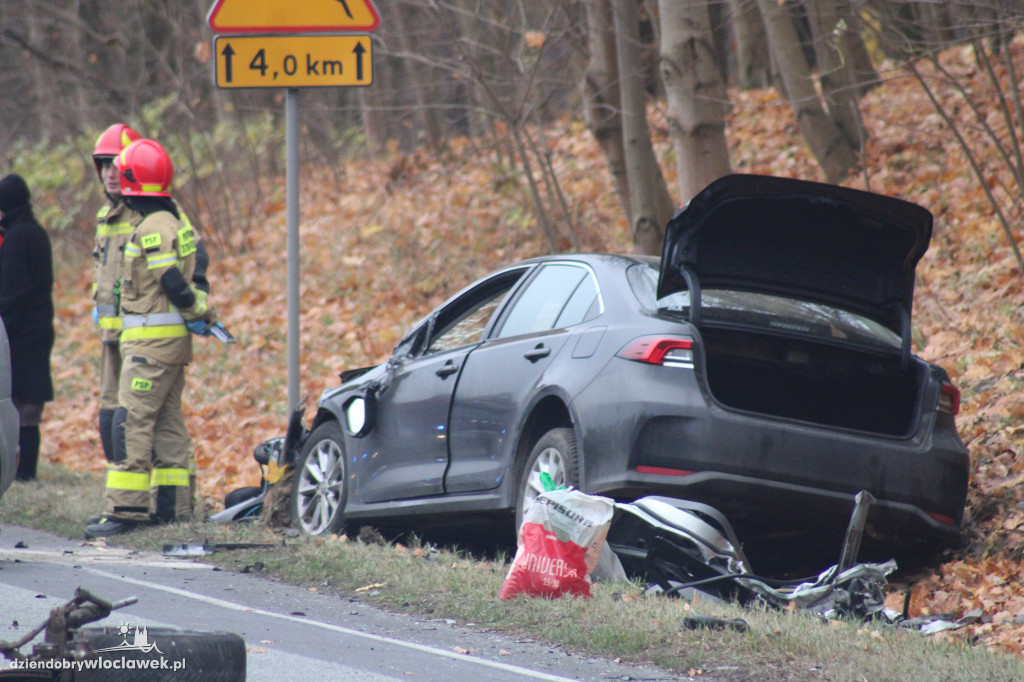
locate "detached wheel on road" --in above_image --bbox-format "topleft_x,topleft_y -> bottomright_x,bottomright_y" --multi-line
74,627 -> 245,681
290,420 -> 348,535
0,672 -> 54,680
515,427 -> 580,531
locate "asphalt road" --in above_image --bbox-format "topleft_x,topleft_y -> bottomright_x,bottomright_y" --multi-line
0,525 -> 680,681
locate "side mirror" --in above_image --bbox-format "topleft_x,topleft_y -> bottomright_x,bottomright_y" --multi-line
343,393 -> 375,438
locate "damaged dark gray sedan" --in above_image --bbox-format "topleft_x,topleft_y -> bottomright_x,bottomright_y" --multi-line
290,174 -> 969,559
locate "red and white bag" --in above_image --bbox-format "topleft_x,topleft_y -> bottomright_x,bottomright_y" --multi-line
499,489 -> 615,600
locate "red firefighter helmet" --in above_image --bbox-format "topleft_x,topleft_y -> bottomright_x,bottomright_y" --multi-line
93,124 -> 141,176
94,124 -> 141,158
116,139 -> 173,197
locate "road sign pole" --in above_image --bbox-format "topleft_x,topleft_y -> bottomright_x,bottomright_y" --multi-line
286,87 -> 301,411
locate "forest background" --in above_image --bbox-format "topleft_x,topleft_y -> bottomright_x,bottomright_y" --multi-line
2,0 -> 1024,656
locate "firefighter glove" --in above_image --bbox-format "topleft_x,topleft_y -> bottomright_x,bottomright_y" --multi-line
187,320 -> 213,336
181,288 -> 217,324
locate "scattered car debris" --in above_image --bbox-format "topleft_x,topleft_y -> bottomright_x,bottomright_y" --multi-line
681,615 -> 750,632
209,402 -> 307,525
899,608 -> 985,636
162,541 -> 277,557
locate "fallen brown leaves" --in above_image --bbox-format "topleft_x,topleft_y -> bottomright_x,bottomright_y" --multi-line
41,37 -> 1024,656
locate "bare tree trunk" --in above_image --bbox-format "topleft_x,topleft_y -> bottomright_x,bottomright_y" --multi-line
757,0 -> 858,183
582,0 -> 631,219
805,0 -> 865,150
834,1 -> 879,94
26,8 -> 56,143
450,0 -> 518,141
729,0 -> 772,89
659,0 -> 732,206
394,1 -> 448,152
612,0 -> 674,255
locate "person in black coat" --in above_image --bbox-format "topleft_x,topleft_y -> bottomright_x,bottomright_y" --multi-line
0,174 -> 55,481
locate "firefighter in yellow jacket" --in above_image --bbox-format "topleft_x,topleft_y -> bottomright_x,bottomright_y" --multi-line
92,123 -> 142,462
90,124 -> 207,511
86,139 -> 215,538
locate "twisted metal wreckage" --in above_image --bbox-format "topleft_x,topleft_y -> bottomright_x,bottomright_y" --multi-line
606,490 -> 978,634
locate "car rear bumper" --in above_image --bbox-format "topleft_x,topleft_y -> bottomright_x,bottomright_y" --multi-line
593,467 -> 963,543
577,376 -> 968,544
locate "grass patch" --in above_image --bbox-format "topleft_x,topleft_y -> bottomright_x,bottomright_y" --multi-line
3,464 -> 1023,682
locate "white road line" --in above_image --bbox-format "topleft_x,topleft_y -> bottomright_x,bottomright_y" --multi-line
0,547 -> 213,569
83,566 -> 581,682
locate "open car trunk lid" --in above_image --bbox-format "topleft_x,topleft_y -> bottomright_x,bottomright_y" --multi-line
657,174 -> 933,349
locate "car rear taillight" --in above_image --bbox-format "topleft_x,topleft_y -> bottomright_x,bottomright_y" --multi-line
618,336 -> 694,368
938,382 -> 961,416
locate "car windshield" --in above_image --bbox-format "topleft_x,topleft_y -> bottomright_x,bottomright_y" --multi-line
628,263 -> 901,350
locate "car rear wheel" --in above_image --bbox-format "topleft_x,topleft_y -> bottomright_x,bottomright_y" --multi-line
290,421 -> 347,535
515,427 -> 580,531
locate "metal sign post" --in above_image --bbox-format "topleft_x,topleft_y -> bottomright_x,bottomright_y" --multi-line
286,87 -> 300,410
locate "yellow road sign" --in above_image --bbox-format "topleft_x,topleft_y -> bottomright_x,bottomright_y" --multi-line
214,35 -> 372,89
208,0 -> 379,33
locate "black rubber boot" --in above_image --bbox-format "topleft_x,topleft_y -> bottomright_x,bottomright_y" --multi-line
16,426 -> 39,481
84,516 -> 151,539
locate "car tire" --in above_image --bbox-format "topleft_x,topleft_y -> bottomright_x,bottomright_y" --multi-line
73,627 -> 245,681
0,672 -> 55,680
515,427 -> 580,531
290,420 -> 348,536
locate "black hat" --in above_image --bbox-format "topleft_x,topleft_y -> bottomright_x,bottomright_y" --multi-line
0,174 -> 30,214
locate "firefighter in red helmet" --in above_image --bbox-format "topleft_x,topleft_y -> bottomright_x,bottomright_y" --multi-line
91,123 -> 142,464
86,139 -> 216,538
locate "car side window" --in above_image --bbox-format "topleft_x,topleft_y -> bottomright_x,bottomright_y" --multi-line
426,270 -> 526,354
496,264 -> 595,339
392,325 -> 426,359
555,273 -> 599,328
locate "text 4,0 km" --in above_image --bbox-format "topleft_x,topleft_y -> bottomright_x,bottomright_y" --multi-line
213,35 -> 373,89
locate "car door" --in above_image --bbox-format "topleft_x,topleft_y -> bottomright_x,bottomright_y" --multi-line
354,268 -> 528,504
445,263 -> 602,493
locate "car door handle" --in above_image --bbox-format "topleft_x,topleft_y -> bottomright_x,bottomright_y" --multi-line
524,345 -> 551,362
435,361 -> 459,378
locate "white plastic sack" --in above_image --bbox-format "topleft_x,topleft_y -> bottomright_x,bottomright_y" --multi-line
499,488 -> 615,600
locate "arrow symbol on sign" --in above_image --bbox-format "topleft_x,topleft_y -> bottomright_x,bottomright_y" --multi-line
221,42 -> 235,83
353,41 -> 366,81
335,0 -> 354,20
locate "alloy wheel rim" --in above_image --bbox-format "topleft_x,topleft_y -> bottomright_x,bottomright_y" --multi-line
522,446 -> 566,517
296,438 -> 344,534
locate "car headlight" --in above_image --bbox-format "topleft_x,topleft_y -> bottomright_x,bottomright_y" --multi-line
343,395 -> 374,437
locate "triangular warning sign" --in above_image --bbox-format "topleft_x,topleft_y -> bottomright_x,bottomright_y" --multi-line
208,0 -> 380,34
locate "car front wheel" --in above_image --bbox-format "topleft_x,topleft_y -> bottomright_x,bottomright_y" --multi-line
515,427 -> 580,531
291,421 -> 347,535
